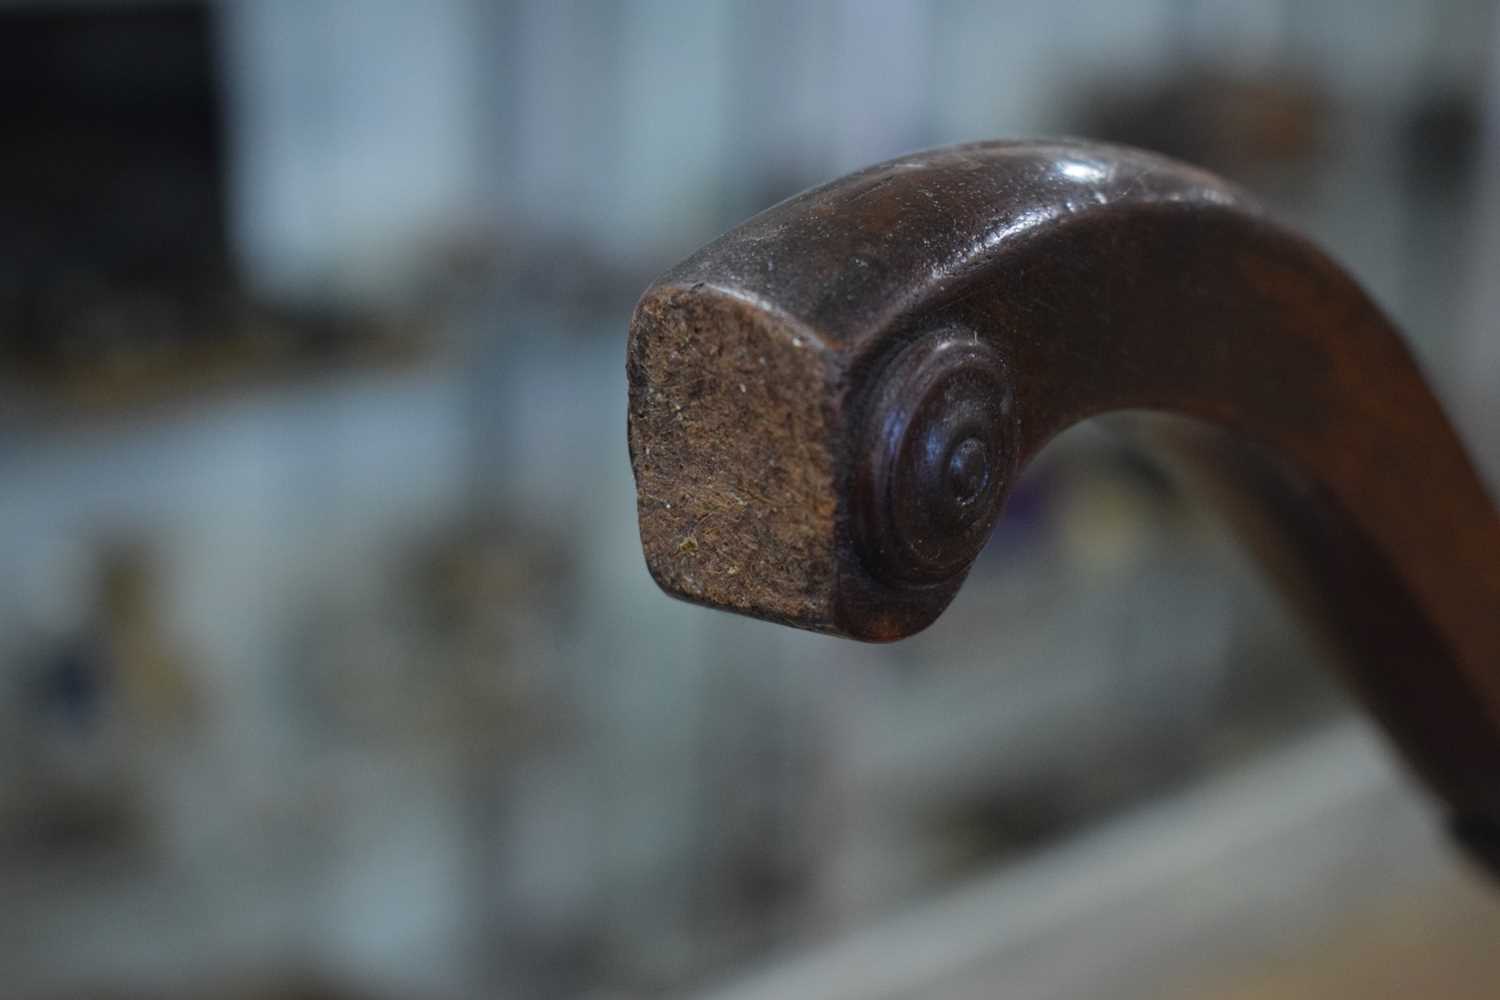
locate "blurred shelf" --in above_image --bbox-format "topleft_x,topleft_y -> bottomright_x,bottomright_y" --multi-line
0,315 -> 443,442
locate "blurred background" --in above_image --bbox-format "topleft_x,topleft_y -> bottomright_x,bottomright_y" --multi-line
3,1 -> 1500,997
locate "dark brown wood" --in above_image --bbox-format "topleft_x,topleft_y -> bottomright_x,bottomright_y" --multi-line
626,140 -> 1500,854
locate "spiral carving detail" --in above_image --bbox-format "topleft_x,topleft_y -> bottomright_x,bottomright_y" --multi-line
853,330 -> 1015,586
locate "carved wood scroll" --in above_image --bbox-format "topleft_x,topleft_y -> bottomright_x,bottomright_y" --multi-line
626,141 -> 1500,868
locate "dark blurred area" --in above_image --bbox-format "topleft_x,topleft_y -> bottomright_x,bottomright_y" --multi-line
2,2 -> 1498,999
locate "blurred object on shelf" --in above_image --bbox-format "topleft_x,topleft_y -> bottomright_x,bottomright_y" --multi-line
0,5 -> 227,319
288,508 -> 576,752
1399,84 -> 1484,192
1070,66 -> 1331,184
0,3 -> 438,421
0,535 -> 212,853
96,541 -> 198,739
2,626 -> 142,853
